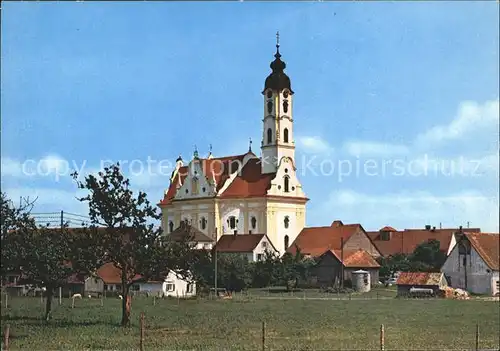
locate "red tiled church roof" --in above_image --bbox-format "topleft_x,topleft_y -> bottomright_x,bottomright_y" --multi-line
466,232 -> 499,271
220,158 -> 276,198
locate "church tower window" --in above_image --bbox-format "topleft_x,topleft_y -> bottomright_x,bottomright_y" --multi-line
267,101 -> 273,114
267,90 -> 273,99
283,100 -> 289,113
251,216 -> 257,229
284,216 -> 290,229
168,221 -> 174,233
284,176 -> 290,193
284,235 -> 289,250
283,128 -> 289,143
267,128 -> 273,144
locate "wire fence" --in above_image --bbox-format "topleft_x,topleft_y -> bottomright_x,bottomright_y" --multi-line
31,211 -> 97,228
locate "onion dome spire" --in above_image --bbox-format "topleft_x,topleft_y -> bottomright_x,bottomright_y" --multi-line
263,31 -> 293,94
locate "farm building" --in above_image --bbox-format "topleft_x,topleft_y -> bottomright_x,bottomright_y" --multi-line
215,233 -> 278,262
163,270 -> 196,297
441,232 -> 499,296
287,220 -> 381,258
315,248 -> 380,288
366,225 -> 481,257
396,272 -> 448,297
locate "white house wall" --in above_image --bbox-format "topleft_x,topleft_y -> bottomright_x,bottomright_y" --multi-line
441,244 -> 499,295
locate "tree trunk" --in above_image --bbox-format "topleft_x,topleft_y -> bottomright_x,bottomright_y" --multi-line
44,288 -> 53,322
120,284 -> 131,327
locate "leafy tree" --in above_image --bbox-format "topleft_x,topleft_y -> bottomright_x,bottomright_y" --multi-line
251,250 -> 280,288
278,246 -> 311,291
410,239 -> 446,271
73,164 -> 194,327
2,192 -> 99,321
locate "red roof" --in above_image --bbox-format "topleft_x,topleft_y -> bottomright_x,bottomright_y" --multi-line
216,234 -> 272,253
96,263 -> 143,285
466,232 -> 499,270
322,249 -> 380,268
219,158 -> 276,199
380,226 -> 397,232
396,272 -> 444,286
366,227 -> 481,256
287,222 -> 362,257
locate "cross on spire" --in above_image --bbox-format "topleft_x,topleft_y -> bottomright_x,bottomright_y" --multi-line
276,31 -> 280,47
248,137 -> 253,152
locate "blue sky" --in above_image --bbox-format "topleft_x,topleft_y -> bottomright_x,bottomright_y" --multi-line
1,2 -> 499,231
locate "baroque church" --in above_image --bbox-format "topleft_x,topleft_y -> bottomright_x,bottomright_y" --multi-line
159,39 -> 308,256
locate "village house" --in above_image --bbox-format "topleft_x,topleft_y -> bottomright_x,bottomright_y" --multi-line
215,233 -> 278,262
314,248 -> 381,288
168,220 -> 215,250
396,272 -> 448,297
366,225 -> 481,257
287,220 -> 381,258
441,232 -> 499,296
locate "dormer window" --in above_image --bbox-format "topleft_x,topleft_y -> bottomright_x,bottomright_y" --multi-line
380,231 -> 391,241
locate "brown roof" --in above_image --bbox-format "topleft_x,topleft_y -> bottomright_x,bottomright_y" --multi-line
396,272 -> 444,286
287,222 -> 363,257
466,232 -> 499,271
96,263 -> 143,285
216,234 -> 271,253
168,222 -> 214,243
366,227 -> 481,256
380,226 -> 397,232
323,249 -> 380,268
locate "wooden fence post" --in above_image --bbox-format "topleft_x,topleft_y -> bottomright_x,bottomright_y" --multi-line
100,296 -> 104,307
153,296 -> 156,306
3,324 -> 10,351
475,323 -> 479,351
71,297 -> 75,309
59,287 -> 62,306
261,321 -> 266,351
380,324 -> 385,351
5,293 -> 8,308
140,312 -> 145,351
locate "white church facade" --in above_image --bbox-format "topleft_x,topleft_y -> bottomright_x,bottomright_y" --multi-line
158,40 -> 308,255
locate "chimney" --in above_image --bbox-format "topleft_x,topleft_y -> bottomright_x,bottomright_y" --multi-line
425,224 -> 431,231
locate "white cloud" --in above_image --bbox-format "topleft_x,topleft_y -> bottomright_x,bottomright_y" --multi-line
296,136 -> 333,154
416,99 -> 499,147
343,141 -> 409,157
318,189 -> 499,232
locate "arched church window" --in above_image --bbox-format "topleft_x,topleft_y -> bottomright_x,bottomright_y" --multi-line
168,221 -> 174,233
251,216 -> 257,229
283,128 -> 289,143
283,90 -> 289,98
284,235 -> 290,250
200,217 -> 207,230
267,128 -> 273,144
284,176 -> 290,193
267,90 -> 273,99
284,216 -> 290,229
228,216 -> 236,229
283,100 -> 289,113
267,101 -> 273,114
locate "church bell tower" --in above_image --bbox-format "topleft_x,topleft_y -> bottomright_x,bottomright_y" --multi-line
261,33 -> 296,174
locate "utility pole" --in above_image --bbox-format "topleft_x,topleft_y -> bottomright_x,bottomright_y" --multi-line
60,210 -> 64,229
214,227 -> 218,297
340,237 -> 344,289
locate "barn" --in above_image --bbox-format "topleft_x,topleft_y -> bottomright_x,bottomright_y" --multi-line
396,272 -> 448,297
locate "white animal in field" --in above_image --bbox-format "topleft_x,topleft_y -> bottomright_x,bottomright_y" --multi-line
72,293 -> 82,299
88,294 -> 92,299
118,295 -> 123,300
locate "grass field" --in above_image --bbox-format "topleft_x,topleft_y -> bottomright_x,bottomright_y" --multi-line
1,295 -> 499,350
